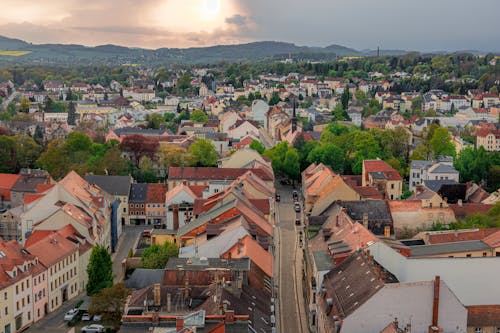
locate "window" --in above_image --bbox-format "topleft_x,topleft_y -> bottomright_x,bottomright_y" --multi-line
466,254 -> 472,258
483,252 -> 488,257
5,307 -> 7,315
4,292 -> 6,300
390,184 -> 394,189
474,328 -> 482,333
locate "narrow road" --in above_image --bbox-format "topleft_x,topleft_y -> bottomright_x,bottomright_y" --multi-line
276,183 -> 306,333
112,225 -> 149,283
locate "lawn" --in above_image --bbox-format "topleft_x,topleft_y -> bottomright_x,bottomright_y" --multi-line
0,50 -> 32,56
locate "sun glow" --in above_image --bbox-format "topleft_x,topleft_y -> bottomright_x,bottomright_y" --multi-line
203,0 -> 221,19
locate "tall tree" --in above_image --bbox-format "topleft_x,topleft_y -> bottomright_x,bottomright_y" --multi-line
90,283 -> 131,329
19,98 -> 30,113
86,246 -> 113,296
188,138 -> 218,167
283,148 -> 301,180
430,127 -> 456,157
0,136 -> 16,173
36,138 -> 69,179
15,135 -> 42,169
189,109 -> 208,123
120,134 -> 159,167
249,140 -> 265,154
67,101 -> 76,125
341,87 -> 350,110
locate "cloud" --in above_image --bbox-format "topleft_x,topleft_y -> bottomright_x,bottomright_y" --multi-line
225,14 -> 248,26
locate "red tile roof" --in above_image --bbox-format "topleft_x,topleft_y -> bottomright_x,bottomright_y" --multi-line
363,160 -> 402,181
189,185 -> 208,198
467,305 -> 500,326
25,231 -> 78,267
146,183 -> 168,203
168,167 -> 273,181
221,235 -> 273,277
424,228 -> 500,244
449,203 -> 494,219
24,193 -> 45,204
352,186 -> 383,199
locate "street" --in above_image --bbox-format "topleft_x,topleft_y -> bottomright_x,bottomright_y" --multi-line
275,184 -> 307,333
25,225 -> 145,332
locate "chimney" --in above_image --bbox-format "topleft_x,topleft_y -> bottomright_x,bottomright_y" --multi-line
393,318 -> 399,329
225,309 -> 235,323
167,293 -> 171,312
153,283 -> 161,306
384,226 -> 391,238
362,213 -> 369,229
173,204 -> 179,230
429,276 -> 441,333
176,316 -> 184,331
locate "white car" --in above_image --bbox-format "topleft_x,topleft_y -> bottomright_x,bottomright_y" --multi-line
63,309 -> 79,321
81,324 -> 105,333
92,314 -> 102,321
81,313 -> 91,321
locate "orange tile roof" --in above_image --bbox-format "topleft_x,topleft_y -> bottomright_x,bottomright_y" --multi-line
146,183 -> 168,203
352,186 -> 383,199
36,183 -> 55,193
222,235 -> 273,277
24,193 -> 45,204
483,230 -> 500,248
0,173 -> 21,201
363,160 -> 402,181
449,203 -> 494,219
26,231 -> 78,267
467,305 -> 500,327
0,238 -> 44,288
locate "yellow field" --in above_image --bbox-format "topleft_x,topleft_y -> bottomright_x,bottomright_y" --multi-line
0,50 -> 32,56
122,63 -> 139,67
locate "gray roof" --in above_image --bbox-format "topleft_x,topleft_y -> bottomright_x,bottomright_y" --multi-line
409,240 -> 491,257
177,199 -> 237,236
312,250 -> 335,272
428,163 -> 459,174
129,183 -> 148,203
125,269 -> 165,289
84,175 -> 132,196
423,179 -> 459,192
341,200 -> 392,222
410,160 -> 433,169
113,127 -> 167,137
165,257 -> 250,271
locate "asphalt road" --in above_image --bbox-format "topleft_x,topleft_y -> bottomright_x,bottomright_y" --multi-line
276,184 -> 305,333
25,225 -> 146,332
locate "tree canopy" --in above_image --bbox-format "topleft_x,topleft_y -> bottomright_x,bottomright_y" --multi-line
188,138 -> 218,167
86,246 -> 113,296
141,242 -> 179,269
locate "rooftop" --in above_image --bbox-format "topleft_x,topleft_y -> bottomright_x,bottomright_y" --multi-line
165,258 -> 250,271
408,240 -> 491,257
84,175 -> 133,196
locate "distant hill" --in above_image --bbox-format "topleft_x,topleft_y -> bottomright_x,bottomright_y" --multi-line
0,34 -> 414,65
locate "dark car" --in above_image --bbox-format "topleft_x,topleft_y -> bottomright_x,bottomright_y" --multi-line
295,218 -> 301,225
275,193 -> 281,202
292,191 -> 298,199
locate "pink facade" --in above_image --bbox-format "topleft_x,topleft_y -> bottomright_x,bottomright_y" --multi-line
32,269 -> 48,322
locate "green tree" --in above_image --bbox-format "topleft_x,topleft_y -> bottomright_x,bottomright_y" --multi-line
189,109 -> 208,123
15,135 -> 42,169
67,101 -> 76,125
138,156 -> 157,182
36,138 -> 70,180
283,148 -> 300,180
341,87 -> 350,109
189,138 -> 218,166
354,90 -> 367,103
0,136 -> 16,172
307,143 -> 345,173
141,242 -> 179,269
332,103 -> 349,121
147,113 -> 164,129
268,92 -> 280,106
263,141 -> 289,174
249,140 -> 265,154
19,98 -> 30,113
89,283 -> 131,329
430,127 -> 455,157
86,246 -> 113,295
89,148 -> 130,176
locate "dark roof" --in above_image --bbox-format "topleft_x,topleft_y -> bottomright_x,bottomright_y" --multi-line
320,251 -> 395,319
429,163 -> 458,174
12,173 -> 50,193
423,179 -> 458,192
340,200 -> 392,223
437,184 -> 467,204
165,258 -> 250,271
409,240 -> 492,257
125,269 -> 164,290
129,183 -> 148,203
84,175 -> 132,196
312,250 -> 335,272
168,167 -> 273,181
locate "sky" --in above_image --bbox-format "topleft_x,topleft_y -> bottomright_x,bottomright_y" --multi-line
0,0 -> 499,52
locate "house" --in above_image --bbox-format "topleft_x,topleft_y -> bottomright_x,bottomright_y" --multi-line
228,120 -> 260,140
218,148 -> 273,179
164,184 -> 205,230
9,169 -> 53,208
317,251 -> 467,333
347,109 -> 362,126
219,111 -> 242,133
476,127 -> 500,152
466,305 -> 500,333
145,183 -> 169,226
362,159 -> 403,200
129,183 -> 148,225
25,230 -> 80,313
167,167 -> 274,197
0,239 -> 47,332
409,156 -> 459,191
249,99 -> 269,124
84,174 -> 132,234
0,173 -> 21,210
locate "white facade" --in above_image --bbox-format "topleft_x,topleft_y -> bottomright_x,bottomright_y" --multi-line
409,158 -> 459,191
250,100 -> 269,124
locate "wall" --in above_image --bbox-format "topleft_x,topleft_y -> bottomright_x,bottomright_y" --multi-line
47,251 -> 79,312
13,275 -> 33,331
0,286 -> 14,333
32,270 -> 48,323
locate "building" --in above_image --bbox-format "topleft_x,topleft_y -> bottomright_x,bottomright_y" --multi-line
476,127 -> 500,152
25,230 -> 80,313
362,159 -> 403,200
129,183 -> 148,225
409,156 -> 459,191
316,250 -> 467,333
145,183 -> 168,226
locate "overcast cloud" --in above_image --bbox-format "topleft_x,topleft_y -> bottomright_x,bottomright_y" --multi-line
0,0 -> 498,51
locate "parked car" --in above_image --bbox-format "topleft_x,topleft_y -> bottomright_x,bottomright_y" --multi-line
292,190 -> 298,199
142,229 -> 152,237
81,312 -> 91,321
93,314 -> 102,322
294,203 -> 301,212
295,218 -> 301,225
63,309 -> 79,321
81,324 -> 105,333
275,193 -> 280,202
